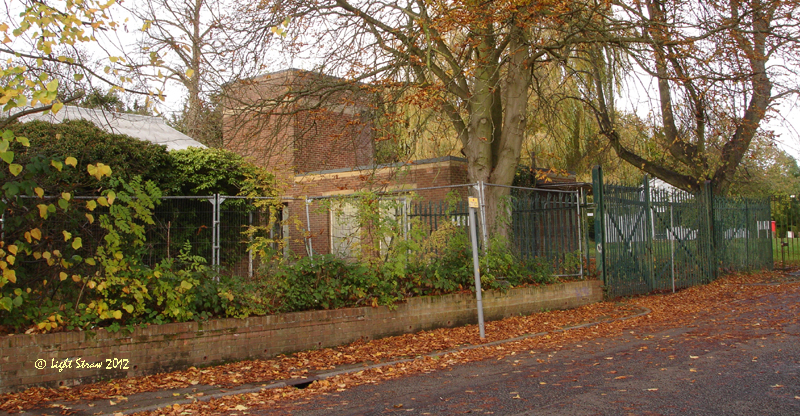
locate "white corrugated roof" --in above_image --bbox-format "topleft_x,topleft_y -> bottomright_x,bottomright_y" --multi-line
18,106 -> 206,151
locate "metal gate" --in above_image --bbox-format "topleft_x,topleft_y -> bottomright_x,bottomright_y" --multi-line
593,166 -> 772,298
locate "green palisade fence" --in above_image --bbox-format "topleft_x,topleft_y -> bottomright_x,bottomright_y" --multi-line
593,166 -> 772,298
771,195 -> 800,268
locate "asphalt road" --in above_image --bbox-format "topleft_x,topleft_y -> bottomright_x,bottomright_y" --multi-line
258,285 -> 800,415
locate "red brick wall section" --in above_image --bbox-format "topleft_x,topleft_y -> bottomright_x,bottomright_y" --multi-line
284,159 -> 470,255
292,108 -> 374,173
221,69 -> 375,178
0,280 -> 602,393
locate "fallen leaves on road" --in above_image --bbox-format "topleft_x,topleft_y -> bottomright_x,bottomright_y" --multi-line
1,269 -> 798,415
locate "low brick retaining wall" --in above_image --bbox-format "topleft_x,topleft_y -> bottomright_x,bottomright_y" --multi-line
0,279 -> 601,393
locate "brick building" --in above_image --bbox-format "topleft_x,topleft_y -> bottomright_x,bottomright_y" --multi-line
222,69 -> 471,257
222,69 -> 575,258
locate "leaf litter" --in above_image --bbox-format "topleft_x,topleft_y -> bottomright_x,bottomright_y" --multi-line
1,270 -> 797,415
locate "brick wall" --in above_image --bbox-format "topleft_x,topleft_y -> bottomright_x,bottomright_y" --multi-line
284,157 -> 470,255
222,69 -> 375,179
0,280 -> 602,393
292,108 -> 374,173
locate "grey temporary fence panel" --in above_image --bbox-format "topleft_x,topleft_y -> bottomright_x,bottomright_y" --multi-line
328,197 -> 409,260
147,196 -> 214,266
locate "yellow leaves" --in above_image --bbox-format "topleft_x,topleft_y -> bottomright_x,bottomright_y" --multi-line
6,255 -> 15,265
112,310 -> 122,320
87,162 -> 112,180
7,245 -> 17,255
65,156 -> 77,167
87,280 -> 96,289
185,68 -> 195,78
8,163 -> 22,176
36,314 -> 62,332
3,268 -> 16,284
46,79 -> 58,92
86,213 -> 94,224
37,204 -> 49,218
30,228 -> 42,241
34,187 -> 44,198
72,237 -> 82,250
63,230 -> 72,241
61,192 -> 71,201
51,160 -> 63,171
60,272 -> 67,281
71,274 -> 81,282
86,200 -> 97,211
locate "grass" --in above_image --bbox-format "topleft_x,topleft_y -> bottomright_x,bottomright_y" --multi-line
773,238 -> 800,265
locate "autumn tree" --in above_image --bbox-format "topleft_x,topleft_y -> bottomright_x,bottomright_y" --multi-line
245,0 -> 614,234
566,0 -> 800,194
126,0 -> 276,146
0,0 -> 140,320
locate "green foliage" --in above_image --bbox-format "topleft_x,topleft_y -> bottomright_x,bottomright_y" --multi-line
170,147 -> 275,196
242,191 -> 563,315
8,119 -> 179,194
7,121 -> 279,198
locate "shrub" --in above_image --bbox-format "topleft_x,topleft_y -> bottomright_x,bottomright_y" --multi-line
8,119 -> 179,194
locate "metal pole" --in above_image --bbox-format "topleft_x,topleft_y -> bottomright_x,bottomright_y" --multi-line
208,194 -> 219,270
591,166 -> 606,286
468,197 -> 485,339
478,181 -> 489,250
248,211 -> 253,278
216,195 -> 227,269
670,197 -> 675,293
575,190 -> 584,279
305,198 -> 314,256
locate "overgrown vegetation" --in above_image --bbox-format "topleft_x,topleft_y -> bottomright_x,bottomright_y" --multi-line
1,179 -> 571,333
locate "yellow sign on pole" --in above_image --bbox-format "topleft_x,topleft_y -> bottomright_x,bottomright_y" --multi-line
468,197 -> 479,209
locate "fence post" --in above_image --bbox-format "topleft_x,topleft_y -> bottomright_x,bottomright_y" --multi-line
591,166 -> 606,287
575,190 -> 584,279
215,194 -> 227,270
643,175 -> 655,290
207,194 -> 220,271
702,181 -> 716,282
305,198 -> 314,257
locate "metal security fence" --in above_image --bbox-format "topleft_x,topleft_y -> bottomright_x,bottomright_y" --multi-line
506,185 -> 583,277
309,182 -> 587,279
143,196 -> 282,277
771,195 -> 800,268
714,196 -> 772,272
5,182 -> 589,281
593,166 -> 772,298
